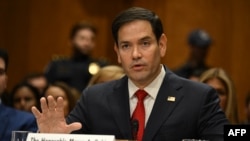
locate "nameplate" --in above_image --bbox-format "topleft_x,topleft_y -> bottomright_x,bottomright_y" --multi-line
26,133 -> 115,141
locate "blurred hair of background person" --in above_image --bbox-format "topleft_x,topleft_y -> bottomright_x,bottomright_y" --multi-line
45,21 -> 108,93
174,29 -> 212,81
243,92 -> 250,124
0,48 -> 37,141
10,82 -> 41,112
43,82 -> 77,117
23,72 -> 48,95
87,65 -> 125,86
200,68 -> 238,124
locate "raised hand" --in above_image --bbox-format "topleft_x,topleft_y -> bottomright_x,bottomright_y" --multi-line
31,95 -> 82,133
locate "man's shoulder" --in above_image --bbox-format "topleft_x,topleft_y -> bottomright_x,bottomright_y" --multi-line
0,105 -> 38,138
1,105 -> 35,121
165,70 -> 214,95
83,76 -> 127,97
87,78 -> 125,92
45,57 -> 71,72
181,77 -> 211,90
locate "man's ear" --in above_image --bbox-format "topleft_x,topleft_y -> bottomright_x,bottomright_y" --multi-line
114,43 -> 121,64
159,33 -> 167,57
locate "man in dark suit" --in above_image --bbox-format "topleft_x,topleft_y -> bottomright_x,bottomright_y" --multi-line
0,48 -> 37,141
32,7 -> 228,141
45,21 -> 108,92
0,104 -> 38,141
173,29 -> 212,81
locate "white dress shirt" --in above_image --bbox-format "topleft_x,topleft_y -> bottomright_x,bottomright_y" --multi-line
128,65 -> 166,126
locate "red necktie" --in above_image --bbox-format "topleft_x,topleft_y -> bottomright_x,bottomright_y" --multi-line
132,89 -> 148,141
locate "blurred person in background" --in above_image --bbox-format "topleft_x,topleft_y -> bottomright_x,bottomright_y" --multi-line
43,82 -> 77,117
174,29 -> 212,81
242,92 -> 250,124
23,72 -> 48,95
0,48 -> 37,141
10,82 -> 41,112
45,21 -> 108,93
87,65 -> 125,86
200,68 -> 238,124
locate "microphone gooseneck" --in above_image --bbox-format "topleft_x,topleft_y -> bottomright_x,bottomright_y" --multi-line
131,119 -> 139,140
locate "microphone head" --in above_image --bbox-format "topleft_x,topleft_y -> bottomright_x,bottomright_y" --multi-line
131,119 -> 139,132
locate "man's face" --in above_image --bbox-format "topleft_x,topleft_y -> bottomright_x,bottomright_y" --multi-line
28,77 -> 47,94
190,46 -> 209,64
0,58 -> 7,95
71,28 -> 96,55
114,20 -> 167,88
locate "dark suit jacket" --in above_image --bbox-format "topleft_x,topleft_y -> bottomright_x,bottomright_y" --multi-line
0,104 -> 38,141
67,68 -> 229,141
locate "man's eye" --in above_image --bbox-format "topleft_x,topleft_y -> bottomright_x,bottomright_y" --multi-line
25,97 -> 32,102
0,69 -> 6,76
121,44 -> 129,49
142,41 -> 150,47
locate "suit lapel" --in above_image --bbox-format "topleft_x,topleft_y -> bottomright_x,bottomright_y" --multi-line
0,104 -> 10,139
107,77 -> 132,139
143,70 -> 184,140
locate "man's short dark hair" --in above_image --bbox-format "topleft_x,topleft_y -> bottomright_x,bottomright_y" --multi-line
70,21 -> 97,39
112,7 -> 164,45
0,48 -> 9,71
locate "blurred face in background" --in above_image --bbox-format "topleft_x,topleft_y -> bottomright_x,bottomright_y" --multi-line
0,58 -> 7,95
190,46 -> 209,65
71,28 -> 96,55
44,86 -> 69,116
205,77 -> 228,111
13,86 -> 37,112
28,76 -> 47,94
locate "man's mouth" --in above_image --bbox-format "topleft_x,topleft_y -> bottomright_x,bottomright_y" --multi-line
131,64 -> 145,71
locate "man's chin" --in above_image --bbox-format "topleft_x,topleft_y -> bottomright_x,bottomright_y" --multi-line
129,74 -> 149,84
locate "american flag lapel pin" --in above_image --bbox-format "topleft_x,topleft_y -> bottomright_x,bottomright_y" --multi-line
167,96 -> 175,102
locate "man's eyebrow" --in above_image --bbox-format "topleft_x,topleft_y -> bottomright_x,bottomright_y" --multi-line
139,36 -> 152,41
118,36 -> 152,45
119,41 -> 130,45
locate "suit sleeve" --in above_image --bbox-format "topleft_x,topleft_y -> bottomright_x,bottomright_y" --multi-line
66,88 -> 91,134
23,115 -> 38,132
198,87 -> 229,140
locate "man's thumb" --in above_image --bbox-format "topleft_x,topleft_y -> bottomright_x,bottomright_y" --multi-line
67,122 -> 82,133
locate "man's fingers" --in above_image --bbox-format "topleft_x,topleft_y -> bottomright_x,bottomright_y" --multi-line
40,97 -> 48,113
31,106 -> 42,119
67,122 -> 82,133
56,97 -> 64,113
48,95 -> 56,111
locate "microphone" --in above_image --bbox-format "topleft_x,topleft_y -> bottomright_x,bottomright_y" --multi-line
131,119 -> 139,140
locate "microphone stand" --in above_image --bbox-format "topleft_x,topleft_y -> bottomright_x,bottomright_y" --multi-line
131,119 -> 139,141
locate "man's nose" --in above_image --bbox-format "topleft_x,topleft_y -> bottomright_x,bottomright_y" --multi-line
20,99 -> 26,106
132,46 -> 142,60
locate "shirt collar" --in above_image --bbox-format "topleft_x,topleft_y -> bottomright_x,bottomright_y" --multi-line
128,65 -> 166,99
